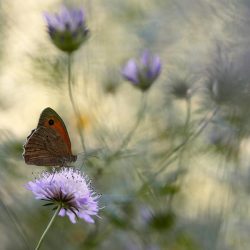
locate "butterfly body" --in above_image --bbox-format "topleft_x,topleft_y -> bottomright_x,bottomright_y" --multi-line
23,107 -> 77,167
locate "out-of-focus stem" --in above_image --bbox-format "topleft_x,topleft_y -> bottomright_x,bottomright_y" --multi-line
35,205 -> 61,250
184,97 -> 191,131
111,92 -> 147,159
168,97 -> 192,208
155,106 -> 219,176
177,97 -> 191,166
67,53 -> 86,152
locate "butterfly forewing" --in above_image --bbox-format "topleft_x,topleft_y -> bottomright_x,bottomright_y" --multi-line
23,107 -> 77,167
38,107 -> 73,153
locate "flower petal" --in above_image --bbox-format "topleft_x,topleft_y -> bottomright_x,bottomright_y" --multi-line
59,208 -> 66,217
122,59 -> 139,84
140,50 -> 150,66
78,212 -> 95,223
67,211 -> 77,224
151,56 -> 161,79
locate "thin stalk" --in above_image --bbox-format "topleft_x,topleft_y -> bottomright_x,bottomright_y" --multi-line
155,106 -> 219,176
111,92 -> 147,159
177,97 -> 191,168
67,53 -> 86,152
137,106 -> 219,198
168,98 -> 192,209
35,205 -> 61,250
184,97 -> 191,130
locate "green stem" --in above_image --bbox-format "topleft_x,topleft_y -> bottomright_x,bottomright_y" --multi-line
184,97 -> 191,131
178,97 -> 191,167
168,98 -> 192,209
155,106 -> 219,176
137,106 -> 219,197
67,53 -> 86,152
111,92 -> 147,159
35,205 -> 61,250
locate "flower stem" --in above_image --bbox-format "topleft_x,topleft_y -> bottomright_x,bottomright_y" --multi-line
177,97 -> 192,167
35,205 -> 61,250
168,98 -> 192,208
155,106 -> 219,176
111,92 -> 147,159
184,97 -> 191,131
67,53 -> 86,152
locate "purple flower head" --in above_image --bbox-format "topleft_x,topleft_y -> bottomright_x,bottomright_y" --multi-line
26,168 -> 99,224
44,6 -> 89,52
122,50 -> 161,91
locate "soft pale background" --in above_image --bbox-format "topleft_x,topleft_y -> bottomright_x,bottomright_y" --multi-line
1,0 -> 250,249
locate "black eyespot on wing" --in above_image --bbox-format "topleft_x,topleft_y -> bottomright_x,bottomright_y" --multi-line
48,119 -> 54,125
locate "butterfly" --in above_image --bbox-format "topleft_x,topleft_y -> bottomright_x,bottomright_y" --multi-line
23,107 -> 77,167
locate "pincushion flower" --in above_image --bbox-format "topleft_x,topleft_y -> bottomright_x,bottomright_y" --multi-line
26,168 -> 99,224
122,51 -> 161,91
44,6 -> 89,52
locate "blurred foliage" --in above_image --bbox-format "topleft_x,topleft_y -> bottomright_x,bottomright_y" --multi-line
1,0 -> 250,250
29,52 -> 67,88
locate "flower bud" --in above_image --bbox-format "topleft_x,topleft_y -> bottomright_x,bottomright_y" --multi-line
122,51 -> 161,91
44,6 -> 89,53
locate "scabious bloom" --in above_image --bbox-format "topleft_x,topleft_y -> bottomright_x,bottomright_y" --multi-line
26,168 -> 99,224
44,6 -> 89,53
122,51 -> 161,91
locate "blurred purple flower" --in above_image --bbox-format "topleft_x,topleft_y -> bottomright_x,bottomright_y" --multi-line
44,6 -> 89,52
26,168 -> 99,224
122,51 -> 161,91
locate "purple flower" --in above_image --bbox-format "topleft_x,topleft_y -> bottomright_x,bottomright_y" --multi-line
26,168 -> 99,224
122,51 -> 161,91
44,6 -> 89,52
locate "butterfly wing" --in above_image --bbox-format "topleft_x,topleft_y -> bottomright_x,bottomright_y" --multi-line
37,107 -> 73,155
23,126 -> 76,166
23,107 -> 77,167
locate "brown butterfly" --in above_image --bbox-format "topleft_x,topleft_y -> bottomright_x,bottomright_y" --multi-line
23,107 -> 77,167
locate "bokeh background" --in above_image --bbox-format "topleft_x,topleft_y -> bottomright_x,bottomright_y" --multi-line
1,0 -> 250,249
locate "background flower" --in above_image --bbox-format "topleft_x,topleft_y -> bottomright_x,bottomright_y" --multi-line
44,6 -> 89,52
26,168 -> 99,224
122,50 -> 161,91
